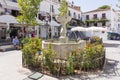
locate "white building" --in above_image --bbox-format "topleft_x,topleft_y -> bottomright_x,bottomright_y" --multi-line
0,0 -> 20,40
0,0 -> 19,16
37,0 -> 82,39
40,0 -> 81,21
115,10 -> 120,34
82,7 -> 120,34
0,0 -> 82,39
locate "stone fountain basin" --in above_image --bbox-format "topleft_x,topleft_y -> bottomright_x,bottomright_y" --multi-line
43,40 -> 86,59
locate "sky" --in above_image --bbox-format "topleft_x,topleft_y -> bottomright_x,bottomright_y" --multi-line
68,0 -> 120,12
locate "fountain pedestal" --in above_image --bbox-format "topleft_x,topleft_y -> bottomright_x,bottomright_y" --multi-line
56,15 -> 71,43
43,40 -> 85,59
59,23 -> 68,43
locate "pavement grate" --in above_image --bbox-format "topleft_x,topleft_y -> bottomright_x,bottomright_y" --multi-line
23,72 -> 43,80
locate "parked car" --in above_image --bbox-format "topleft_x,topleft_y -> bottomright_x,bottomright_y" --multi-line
108,32 -> 120,40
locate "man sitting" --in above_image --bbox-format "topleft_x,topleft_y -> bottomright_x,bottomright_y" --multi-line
12,36 -> 20,49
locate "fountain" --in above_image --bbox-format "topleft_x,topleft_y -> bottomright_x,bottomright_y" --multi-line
56,15 -> 71,43
43,0 -> 85,59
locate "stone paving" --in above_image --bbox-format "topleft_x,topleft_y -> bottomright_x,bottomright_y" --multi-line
0,51 -> 58,80
0,40 -> 120,80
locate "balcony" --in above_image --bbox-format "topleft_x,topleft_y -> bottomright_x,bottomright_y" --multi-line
85,18 -> 109,23
101,17 -> 106,19
98,18 -> 109,22
85,18 -> 99,23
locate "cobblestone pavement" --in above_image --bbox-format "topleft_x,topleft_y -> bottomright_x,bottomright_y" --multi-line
0,40 -> 120,80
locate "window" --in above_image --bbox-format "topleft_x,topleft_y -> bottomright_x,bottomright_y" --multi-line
66,2 -> 68,6
72,1 -> 74,4
86,15 -> 89,20
87,23 -> 89,27
73,12 -> 76,18
68,10 -> 71,16
11,10 -> 19,17
1,28 -> 6,39
52,5 -> 54,12
50,5 -> 54,12
78,14 -> 80,19
4,8 -> 10,14
94,23 -> 97,26
93,14 -> 97,19
102,22 -> 106,26
118,24 -> 120,27
102,13 -> 106,19
58,0 -> 61,2
12,0 -> 17,2
0,3 -> 2,7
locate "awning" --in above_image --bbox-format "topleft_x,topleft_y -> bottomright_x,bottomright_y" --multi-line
0,22 -> 7,27
0,0 -> 19,10
0,14 -> 18,23
49,20 -> 61,27
71,26 -> 88,32
10,23 -> 23,27
88,26 -> 108,31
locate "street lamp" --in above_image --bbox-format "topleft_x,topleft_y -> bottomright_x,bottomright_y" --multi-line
50,0 -> 53,39
43,16 -> 49,39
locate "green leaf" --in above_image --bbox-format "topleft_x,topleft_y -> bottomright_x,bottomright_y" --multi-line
58,0 -> 68,16
17,0 -> 43,26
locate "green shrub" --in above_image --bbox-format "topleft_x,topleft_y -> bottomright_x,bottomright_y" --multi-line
22,37 -> 105,75
90,36 -> 102,44
98,5 -> 110,9
42,44 -> 57,74
77,42 -> 104,70
22,38 -> 42,68
20,37 -> 29,48
65,55 -> 74,75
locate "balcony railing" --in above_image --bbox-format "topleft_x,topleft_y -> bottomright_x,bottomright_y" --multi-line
85,18 -> 109,23
101,17 -> 106,19
99,18 -> 109,22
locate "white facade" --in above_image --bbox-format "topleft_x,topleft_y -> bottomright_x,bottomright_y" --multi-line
82,10 -> 111,27
0,0 -> 18,11
115,11 -> 120,34
38,0 -> 82,38
0,0 -> 82,39
40,0 -> 81,20
82,8 -> 120,34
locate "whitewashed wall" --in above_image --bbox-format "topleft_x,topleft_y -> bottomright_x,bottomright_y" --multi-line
82,10 -> 111,21
39,0 -> 82,38
82,9 -> 119,34
40,0 -> 81,20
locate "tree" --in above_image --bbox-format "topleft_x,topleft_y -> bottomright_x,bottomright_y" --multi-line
98,5 -> 110,9
17,0 -> 43,26
58,0 -> 68,16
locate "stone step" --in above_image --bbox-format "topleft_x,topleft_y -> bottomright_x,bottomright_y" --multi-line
0,42 -> 12,46
0,45 -> 17,52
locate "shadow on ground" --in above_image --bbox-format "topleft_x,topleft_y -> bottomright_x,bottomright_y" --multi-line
58,59 -> 120,80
